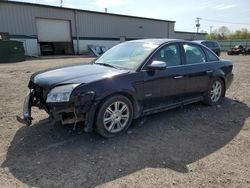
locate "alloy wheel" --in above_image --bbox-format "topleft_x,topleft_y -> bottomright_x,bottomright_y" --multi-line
103,101 -> 130,133
210,80 -> 222,103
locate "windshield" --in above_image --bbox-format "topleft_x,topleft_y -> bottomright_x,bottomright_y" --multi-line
95,41 -> 158,70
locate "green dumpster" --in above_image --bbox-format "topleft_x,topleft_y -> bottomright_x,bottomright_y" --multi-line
0,40 -> 25,62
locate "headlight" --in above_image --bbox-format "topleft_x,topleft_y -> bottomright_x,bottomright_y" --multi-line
46,84 -> 79,103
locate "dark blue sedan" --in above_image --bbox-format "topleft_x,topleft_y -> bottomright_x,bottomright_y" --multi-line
22,39 -> 234,137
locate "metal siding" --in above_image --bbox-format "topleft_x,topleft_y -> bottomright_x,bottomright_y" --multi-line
0,3 -> 76,36
76,11 -> 171,38
0,2 -> 174,39
175,32 -> 206,40
168,23 -> 175,38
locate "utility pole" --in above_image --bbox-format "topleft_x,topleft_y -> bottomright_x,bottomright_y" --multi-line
210,26 -> 213,33
196,17 -> 201,33
60,0 -> 63,7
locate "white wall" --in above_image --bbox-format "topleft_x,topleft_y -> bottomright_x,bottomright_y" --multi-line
10,38 -> 119,56
11,38 -> 40,56
73,40 -> 120,54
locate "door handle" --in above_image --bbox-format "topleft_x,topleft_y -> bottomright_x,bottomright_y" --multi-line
174,75 -> 184,79
206,70 -> 213,74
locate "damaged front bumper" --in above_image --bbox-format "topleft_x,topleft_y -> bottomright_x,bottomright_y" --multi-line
23,90 -> 32,126
22,89 -> 97,132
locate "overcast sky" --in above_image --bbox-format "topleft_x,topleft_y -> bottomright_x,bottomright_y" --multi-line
11,0 -> 250,33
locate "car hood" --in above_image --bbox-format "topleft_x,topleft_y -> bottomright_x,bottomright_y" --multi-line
31,63 -> 129,88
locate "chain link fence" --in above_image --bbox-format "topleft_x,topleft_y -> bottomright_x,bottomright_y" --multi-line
217,40 -> 250,51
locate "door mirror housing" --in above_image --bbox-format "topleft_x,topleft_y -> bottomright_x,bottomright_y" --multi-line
146,61 -> 167,71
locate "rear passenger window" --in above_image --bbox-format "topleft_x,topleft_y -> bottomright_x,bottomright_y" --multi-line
183,44 -> 206,64
205,42 -> 214,48
204,48 -> 219,62
152,44 -> 181,67
208,41 -> 219,48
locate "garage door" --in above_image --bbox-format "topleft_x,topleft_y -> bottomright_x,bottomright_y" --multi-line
36,18 -> 71,42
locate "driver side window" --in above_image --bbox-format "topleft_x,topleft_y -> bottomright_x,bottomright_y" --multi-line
151,44 -> 181,67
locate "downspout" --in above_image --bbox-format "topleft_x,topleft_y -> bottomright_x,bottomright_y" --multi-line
74,10 -> 80,55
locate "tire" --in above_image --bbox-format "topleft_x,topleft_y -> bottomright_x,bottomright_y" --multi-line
204,78 -> 225,106
95,95 -> 133,138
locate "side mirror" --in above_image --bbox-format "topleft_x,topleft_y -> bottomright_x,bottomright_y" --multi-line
146,60 -> 167,71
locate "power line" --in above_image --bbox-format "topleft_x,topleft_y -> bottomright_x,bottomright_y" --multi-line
200,18 -> 250,26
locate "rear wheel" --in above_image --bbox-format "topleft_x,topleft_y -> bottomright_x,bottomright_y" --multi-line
204,78 -> 225,105
95,95 -> 133,138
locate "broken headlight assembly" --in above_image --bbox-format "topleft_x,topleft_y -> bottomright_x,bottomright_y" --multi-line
46,84 -> 79,103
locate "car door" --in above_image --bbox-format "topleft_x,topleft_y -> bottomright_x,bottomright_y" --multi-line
142,43 -> 187,110
180,43 -> 213,98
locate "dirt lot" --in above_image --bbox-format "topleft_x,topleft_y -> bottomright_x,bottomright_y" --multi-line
0,53 -> 249,188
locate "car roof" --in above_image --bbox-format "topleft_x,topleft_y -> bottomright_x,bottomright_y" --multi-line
194,40 -> 218,43
193,40 -> 205,43
127,38 -> 185,46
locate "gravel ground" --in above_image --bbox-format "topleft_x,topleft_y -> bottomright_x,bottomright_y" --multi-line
0,53 -> 249,188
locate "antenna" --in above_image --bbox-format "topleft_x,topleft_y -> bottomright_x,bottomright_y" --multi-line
60,0 -> 63,7
105,8 -> 107,13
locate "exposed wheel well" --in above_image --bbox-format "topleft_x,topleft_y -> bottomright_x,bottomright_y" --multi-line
218,76 -> 226,97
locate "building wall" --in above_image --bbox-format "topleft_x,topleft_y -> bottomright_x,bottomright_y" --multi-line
73,39 -> 120,53
0,3 -> 76,37
0,2 -> 176,56
75,11 -> 175,39
175,32 -> 207,40
0,1 -> 210,57
0,2 -> 175,39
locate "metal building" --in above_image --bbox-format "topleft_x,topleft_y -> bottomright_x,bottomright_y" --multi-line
175,31 -> 207,41
0,1 -> 205,56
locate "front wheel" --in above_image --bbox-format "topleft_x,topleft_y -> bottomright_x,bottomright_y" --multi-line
204,78 -> 225,106
95,95 -> 133,138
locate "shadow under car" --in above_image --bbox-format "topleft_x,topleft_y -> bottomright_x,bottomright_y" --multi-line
2,98 -> 249,187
